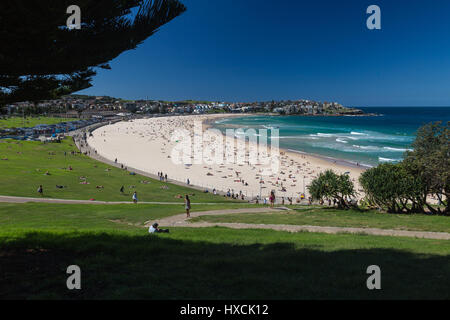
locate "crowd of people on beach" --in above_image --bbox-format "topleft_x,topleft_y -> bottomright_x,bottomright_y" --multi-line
40,120 -> 363,237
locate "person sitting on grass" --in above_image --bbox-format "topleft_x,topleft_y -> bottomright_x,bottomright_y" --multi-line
148,223 -> 169,234
37,185 -> 43,196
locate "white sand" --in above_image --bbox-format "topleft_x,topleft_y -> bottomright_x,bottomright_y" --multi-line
87,114 -> 366,200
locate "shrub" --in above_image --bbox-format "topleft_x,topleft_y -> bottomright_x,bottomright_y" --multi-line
404,122 -> 449,215
359,163 -> 426,214
307,170 -> 356,209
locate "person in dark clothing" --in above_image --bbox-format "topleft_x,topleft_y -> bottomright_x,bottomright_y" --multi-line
185,195 -> 191,218
149,223 -> 169,234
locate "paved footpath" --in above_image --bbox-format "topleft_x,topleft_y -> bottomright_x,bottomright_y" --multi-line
0,195 -> 239,206
148,208 -> 450,240
3,195 -> 449,240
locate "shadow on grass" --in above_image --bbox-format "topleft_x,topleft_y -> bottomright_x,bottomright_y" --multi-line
1,231 -> 449,300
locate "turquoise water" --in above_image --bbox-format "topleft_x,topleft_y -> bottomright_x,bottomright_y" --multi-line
213,107 -> 450,167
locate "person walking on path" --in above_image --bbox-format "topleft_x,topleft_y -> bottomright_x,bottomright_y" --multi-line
269,191 -> 275,208
132,192 -> 138,204
185,195 -> 191,218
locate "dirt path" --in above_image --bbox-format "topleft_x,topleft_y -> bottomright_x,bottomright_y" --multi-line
0,195 -> 245,206
3,195 -> 449,240
147,208 -> 450,240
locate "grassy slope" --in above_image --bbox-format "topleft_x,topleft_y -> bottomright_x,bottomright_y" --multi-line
0,202 -> 258,230
0,202 -> 449,299
0,139 -> 238,203
190,207 -> 450,233
0,117 -> 78,129
0,132 -> 449,299
1,226 -> 449,300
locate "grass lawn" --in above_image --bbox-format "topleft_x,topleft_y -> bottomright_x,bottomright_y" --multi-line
190,207 -> 450,233
0,117 -> 78,129
0,202 -> 449,299
1,226 -> 449,300
0,138 -> 239,203
0,130 -> 449,300
0,202 -> 259,231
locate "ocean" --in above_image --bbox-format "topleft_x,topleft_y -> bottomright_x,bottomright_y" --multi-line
212,107 -> 450,167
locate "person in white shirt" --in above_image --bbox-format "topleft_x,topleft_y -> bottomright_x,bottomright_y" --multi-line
149,223 -> 157,233
149,223 -> 169,234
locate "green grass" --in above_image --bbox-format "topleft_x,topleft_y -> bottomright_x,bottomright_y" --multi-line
0,130 -> 449,300
0,202 -> 449,299
1,226 -> 449,300
190,207 -> 450,233
0,138 -> 239,203
0,117 -> 78,129
0,202 -> 259,231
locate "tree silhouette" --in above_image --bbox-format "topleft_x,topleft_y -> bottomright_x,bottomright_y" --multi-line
0,0 -> 186,105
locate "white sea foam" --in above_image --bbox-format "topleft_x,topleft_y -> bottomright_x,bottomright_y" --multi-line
311,133 -> 334,138
351,132 -> 367,136
379,157 -> 401,163
336,138 -> 348,144
352,145 -> 381,151
262,125 -> 280,130
383,147 -> 413,152
271,136 -> 301,140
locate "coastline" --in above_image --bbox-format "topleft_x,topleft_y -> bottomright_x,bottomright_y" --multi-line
207,114 -> 372,170
87,114 -> 366,200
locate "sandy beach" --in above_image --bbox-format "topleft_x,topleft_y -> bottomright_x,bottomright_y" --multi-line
87,114 -> 366,201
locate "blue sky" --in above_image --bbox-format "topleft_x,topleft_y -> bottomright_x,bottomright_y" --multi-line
79,0 -> 450,106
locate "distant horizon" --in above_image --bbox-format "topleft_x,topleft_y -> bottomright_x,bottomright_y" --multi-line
70,94 -> 450,108
78,0 -> 450,106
